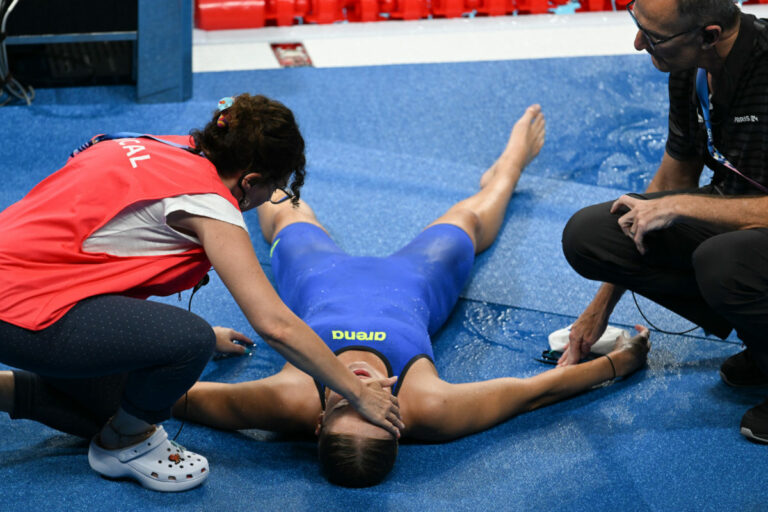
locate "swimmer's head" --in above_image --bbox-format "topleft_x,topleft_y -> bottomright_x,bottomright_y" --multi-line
316,361 -> 399,487
191,93 -> 305,207
317,431 -> 398,488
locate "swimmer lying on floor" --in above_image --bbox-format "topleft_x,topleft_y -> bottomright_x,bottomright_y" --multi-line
176,105 -> 651,487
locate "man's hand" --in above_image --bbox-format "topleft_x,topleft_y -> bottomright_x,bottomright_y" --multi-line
611,195 -> 680,254
558,304 -> 609,367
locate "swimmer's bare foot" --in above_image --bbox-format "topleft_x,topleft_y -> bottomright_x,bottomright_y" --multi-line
480,104 -> 546,188
607,324 -> 651,378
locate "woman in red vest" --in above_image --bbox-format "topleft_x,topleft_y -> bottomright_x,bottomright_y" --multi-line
0,93 -> 402,492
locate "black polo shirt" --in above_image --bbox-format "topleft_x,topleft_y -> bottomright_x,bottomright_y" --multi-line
666,12 -> 768,195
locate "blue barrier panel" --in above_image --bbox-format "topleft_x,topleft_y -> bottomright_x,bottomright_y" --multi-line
136,0 -> 193,103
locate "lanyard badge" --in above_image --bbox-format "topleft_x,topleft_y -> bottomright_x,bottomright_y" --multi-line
695,68 -> 768,194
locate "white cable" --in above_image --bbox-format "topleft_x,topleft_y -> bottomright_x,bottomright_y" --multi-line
0,0 -> 20,33
1,0 -> 35,106
0,1 -> 9,76
1,0 -> 18,69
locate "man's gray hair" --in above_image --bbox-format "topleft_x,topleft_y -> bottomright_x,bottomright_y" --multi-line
677,0 -> 740,29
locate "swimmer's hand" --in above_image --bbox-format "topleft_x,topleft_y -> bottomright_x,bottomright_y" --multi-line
351,376 -> 405,439
606,325 -> 651,377
213,326 -> 254,356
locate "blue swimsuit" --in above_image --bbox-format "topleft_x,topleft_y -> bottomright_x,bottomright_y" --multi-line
270,222 -> 475,396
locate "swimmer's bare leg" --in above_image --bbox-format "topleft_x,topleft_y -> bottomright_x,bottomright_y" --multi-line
256,199 -> 326,245
427,104 -> 546,254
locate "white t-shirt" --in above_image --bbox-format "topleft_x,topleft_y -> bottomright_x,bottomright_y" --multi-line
83,193 -> 246,256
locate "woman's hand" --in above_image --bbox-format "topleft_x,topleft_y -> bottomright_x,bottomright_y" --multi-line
350,376 -> 405,438
213,326 -> 254,356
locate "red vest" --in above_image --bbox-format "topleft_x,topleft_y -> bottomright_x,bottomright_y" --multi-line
0,135 -> 239,330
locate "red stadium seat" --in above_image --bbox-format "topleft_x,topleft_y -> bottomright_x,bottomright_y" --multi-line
304,0 -> 345,23
196,0 -> 267,29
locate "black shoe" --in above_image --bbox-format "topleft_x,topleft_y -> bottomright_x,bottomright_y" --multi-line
741,398 -> 768,444
720,349 -> 768,387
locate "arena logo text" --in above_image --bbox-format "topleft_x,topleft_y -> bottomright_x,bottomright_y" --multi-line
331,330 -> 387,341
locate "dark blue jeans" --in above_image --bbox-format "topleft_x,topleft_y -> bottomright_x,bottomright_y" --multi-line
1,295 -> 215,436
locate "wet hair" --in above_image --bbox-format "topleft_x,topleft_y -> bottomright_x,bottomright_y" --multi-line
317,431 -> 398,488
190,93 -> 305,205
676,0 -> 739,30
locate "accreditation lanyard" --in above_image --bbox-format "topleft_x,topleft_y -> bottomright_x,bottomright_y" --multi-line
695,68 -> 768,193
70,132 -> 195,159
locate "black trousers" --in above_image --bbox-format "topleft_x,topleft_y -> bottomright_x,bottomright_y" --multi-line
562,187 -> 768,374
1,295 -> 216,437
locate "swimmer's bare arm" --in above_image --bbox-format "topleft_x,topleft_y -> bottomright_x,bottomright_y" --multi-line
173,364 -> 319,433
403,327 -> 649,442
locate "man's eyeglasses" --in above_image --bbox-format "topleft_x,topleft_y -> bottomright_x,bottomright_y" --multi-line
626,0 -> 700,51
270,185 -> 295,205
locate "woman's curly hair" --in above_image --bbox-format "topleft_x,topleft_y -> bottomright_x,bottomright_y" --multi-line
190,93 -> 306,205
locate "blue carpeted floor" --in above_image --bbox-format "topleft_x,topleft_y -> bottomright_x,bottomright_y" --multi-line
1,55 -> 765,511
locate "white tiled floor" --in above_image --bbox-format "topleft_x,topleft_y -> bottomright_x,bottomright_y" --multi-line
192,4 -> 768,71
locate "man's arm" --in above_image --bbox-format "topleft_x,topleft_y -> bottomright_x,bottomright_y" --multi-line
641,147 -> 768,230
613,193 -> 768,254
559,152 -> 701,365
666,194 -> 768,229
646,151 -> 703,192
614,150 -> 768,253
